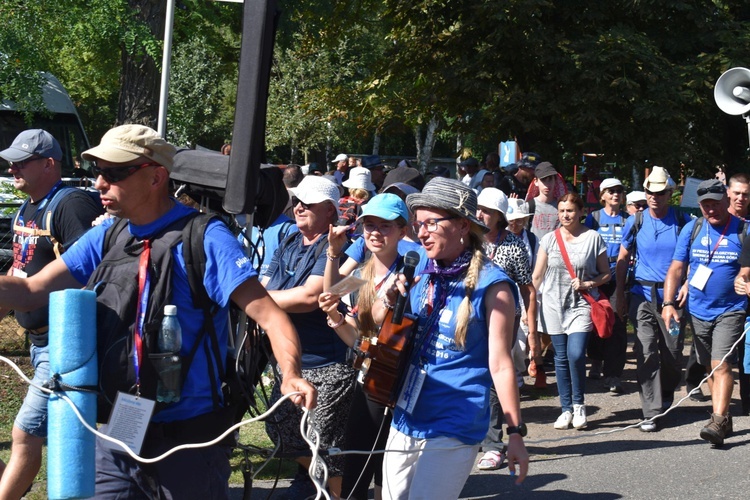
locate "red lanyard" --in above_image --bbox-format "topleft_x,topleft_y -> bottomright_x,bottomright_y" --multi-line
707,218 -> 731,264
133,240 -> 151,395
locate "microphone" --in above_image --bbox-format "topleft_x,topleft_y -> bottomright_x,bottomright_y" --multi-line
391,250 -> 421,325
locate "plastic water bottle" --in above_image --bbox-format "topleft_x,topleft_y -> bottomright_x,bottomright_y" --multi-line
157,305 -> 182,403
668,317 -> 680,337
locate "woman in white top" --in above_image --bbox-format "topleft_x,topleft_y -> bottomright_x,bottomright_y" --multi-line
532,192 -> 610,430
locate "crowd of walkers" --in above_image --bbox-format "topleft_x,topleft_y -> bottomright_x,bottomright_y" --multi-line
257,151 -> 750,499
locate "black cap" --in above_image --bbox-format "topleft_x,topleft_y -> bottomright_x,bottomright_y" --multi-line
534,161 -> 558,179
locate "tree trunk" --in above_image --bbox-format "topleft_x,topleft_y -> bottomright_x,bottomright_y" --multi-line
372,131 -> 381,155
117,0 -> 166,126
414,124 -> 423,171
421,115 -> 439,172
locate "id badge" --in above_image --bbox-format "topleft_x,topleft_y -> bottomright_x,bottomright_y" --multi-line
11,268 -> 26,278
106,392 -> 156,455
396,364 -> 426,414
689,264 -> 713,291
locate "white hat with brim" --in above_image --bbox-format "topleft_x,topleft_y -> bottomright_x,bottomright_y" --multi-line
289,175 -> 340,207
505,198 -> 534,221
477,188 -> 509,214
332,153 -> 348,163
82,124 -> 176,171
342,166 -> 376,191
599,178 -> 623,191
626,191 -> 647,205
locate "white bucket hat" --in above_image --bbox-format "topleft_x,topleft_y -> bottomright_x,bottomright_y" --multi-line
342,166 -> 376,191
289,175 -> 340,207
505,198 -> 534,221
476,188 -> 509,214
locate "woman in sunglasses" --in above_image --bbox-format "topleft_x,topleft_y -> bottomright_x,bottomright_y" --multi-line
583,178 -> 630,393
318,193 -> 414,500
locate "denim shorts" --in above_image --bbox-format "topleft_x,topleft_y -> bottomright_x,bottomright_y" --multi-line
15,344 -> 50,438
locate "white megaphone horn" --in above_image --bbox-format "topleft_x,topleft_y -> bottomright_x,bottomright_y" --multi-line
715,67 -> 750,116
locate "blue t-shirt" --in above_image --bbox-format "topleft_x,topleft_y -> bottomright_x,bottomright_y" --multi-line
672,216 -> 748,321
391,260 -> 518,444
245,214 -> 298,275
584,209 -> 627,275
263,232 -> 348,368
62,201 -> 257,422
620,208 -> 690,302
344,235 -> 423,264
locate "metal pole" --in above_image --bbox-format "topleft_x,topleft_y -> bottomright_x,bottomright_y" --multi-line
157,0 -> 176,138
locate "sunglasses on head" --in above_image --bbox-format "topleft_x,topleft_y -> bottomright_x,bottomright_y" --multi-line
92,162 -> 160,183
696,184 -> 726,197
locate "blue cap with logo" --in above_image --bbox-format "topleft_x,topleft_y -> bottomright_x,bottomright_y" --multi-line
0,129 -> 63,162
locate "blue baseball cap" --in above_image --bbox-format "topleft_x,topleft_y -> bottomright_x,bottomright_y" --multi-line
358,193 -> 409,222
0,129 -> 63,162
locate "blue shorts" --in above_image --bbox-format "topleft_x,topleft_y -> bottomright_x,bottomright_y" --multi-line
15,344 -> 50,438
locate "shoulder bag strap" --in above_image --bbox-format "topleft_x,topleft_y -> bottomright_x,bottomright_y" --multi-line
554,229 -> 576,280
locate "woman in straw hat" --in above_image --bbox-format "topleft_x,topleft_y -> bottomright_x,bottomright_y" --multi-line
376,177 -> 528,498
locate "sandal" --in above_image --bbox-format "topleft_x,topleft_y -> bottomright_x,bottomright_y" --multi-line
476,447 -> 507,470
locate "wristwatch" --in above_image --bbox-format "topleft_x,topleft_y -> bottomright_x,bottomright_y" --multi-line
506,423 -> 528,437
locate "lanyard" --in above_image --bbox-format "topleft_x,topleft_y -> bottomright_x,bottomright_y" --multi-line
17,181 -> 64,265
706,218 -> 731,264
133,239 -> 152,395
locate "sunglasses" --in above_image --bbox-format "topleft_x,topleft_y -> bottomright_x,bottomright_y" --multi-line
7,156 -> 46,170
606,188 -> 623,195
645,189 -> 670,197
697,184 -> 726,197
291,197 -> 316,210
92,162 -> 159,183
632,202 -> 648,210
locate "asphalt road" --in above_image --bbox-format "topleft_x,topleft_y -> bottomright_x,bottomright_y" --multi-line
236,341 -> 750,499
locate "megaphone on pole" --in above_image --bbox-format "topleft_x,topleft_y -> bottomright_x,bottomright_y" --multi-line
715,67 -> 750,148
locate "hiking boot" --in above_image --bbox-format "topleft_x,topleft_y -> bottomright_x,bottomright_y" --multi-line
588,359 -> 602,380
699,413 -> 733,446
554,410 -> 573,429
572,404 -> 587,429
534,370 -> 547,389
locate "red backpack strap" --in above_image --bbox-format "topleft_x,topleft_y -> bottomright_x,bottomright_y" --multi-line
554,228 -> 576,280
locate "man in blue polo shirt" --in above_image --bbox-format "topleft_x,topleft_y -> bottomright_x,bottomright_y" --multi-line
663,178 -> 747,446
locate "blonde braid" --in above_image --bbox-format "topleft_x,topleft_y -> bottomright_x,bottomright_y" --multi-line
454,227 -> 486,349
356,259 -> 377,337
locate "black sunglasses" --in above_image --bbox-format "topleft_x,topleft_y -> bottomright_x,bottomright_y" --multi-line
696,184 -> 726,197
606,187 -> 624,194
645,189 -> 669,197
92,162 -> 159,183
291,197 -> 316,210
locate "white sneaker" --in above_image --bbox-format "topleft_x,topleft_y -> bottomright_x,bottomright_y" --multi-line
554,410 -> 573,429
573,404 -> 587,429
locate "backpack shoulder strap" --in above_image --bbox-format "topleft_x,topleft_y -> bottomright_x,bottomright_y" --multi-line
591,210 -> 601,230
39,186 -> 76,258
689,217 -> 704,247
102,217 -> 131,255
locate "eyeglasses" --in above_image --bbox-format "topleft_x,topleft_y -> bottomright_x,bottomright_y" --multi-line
8,156 -> 46,170
92,162 -> 159,183
606,188 -> 624,195
632,202 -> 648,210
645,189 -> 670,197
362,221 -> 397,235
411,216 -> 456,233
696,184 -> 726,197
291,197 -> 317,210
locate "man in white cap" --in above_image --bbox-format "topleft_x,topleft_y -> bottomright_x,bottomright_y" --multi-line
261,174 -> 356,498
0,129 -> 102,497
584,178 -> 628,393
615,166 -> 691,432
664,179 -> 747,446
331,153 -> 349,184
0,124 -> 316,498
626,191 -> 648,215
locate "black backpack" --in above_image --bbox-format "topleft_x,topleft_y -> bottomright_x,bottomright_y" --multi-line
87,212 -> 259,423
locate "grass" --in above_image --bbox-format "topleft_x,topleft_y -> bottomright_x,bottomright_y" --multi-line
0,316 -> 297,496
